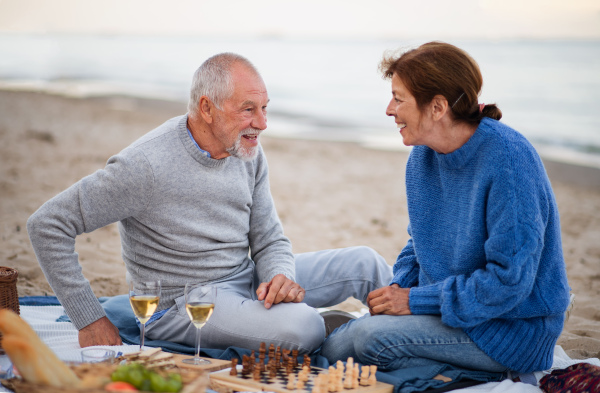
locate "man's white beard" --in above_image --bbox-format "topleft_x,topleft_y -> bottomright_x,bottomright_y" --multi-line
227,128 -> 261,161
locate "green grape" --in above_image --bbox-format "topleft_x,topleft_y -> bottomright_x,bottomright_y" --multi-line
110,363 -> 183,392
164,377 -> 183,393
149,373 -> 167,392
111,368 -> 128,382
127,368 -> 145,389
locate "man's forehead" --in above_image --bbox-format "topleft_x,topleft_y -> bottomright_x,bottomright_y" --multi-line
230,73 -> 268,103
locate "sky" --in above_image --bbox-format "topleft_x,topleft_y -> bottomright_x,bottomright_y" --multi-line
0,0 -> 599,40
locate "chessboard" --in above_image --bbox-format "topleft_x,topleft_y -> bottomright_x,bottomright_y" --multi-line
210,364 -> 393,393
209,343 -> 393,393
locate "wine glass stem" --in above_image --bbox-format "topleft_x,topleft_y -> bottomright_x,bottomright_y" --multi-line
195,327 -> 201,361
140,322 -> 146,350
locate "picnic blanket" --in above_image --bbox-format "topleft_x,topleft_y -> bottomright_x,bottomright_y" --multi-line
3,296 -> 599,393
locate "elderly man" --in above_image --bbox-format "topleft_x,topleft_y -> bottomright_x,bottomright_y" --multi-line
27,53 -> 392,353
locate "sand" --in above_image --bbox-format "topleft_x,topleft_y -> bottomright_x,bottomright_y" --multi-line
1,90 -> 599,360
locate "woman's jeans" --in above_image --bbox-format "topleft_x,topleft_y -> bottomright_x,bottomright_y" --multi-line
320,314 -> 508,372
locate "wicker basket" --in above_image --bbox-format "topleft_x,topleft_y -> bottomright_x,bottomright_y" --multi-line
0,266 -> 20,351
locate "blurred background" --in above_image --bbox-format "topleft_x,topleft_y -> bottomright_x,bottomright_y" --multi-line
1,0 -> 599,167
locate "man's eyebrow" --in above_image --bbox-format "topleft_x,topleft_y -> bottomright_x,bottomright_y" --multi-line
241,99 -> 270,107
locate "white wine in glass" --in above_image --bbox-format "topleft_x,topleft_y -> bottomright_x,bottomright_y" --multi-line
183,283 -> 216,365
129,280 -> 161,350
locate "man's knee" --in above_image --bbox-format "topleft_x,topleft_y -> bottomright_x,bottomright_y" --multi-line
345,246 -> 393,290
278,305 -> 326,353
349,246 -> 389,269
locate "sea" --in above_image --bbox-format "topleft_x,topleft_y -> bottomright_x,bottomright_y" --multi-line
1,34 -> 599,168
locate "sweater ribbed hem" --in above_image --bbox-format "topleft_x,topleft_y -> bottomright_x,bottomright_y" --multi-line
409,284 -> 443,315
465,314 -> 563,373
61,287 -> 107,330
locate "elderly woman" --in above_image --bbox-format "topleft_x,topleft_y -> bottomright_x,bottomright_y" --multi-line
320,42 -> 571,374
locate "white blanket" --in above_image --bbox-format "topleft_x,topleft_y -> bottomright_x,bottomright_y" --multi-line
1,306 -> 599,393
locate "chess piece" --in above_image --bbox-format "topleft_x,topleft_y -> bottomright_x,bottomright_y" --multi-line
253,366 -> 261,381
328,366 -> 336,392
230,358 -> 238,376
368,365 -> 377,385
242,355 -> 250,375
344,357 -> 354,389
250,351 -> 255,372
269,343 -> 275,360
300,365 -> 310,382
259,344 -> 266,370
292,349 -> 299,367
287,374 -> 296,390
359,365 -> 369,386
303,354 -> 311,371
276,347 -> 282,369
352,363 -> 359,389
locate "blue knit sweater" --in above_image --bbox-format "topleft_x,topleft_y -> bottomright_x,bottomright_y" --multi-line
391,117 -> 571,373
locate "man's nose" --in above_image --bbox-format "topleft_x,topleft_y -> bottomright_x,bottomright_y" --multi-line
252,110 -> 267,130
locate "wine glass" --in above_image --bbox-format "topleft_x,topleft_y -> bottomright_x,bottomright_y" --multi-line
129,280 -> 161,350
182,283 -> 216,365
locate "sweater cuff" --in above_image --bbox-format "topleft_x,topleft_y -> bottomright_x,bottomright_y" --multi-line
61,287 -> 107,330
409,283 -> 443,315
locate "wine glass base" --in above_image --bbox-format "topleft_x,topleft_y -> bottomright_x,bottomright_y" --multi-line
181,357 -> 212,365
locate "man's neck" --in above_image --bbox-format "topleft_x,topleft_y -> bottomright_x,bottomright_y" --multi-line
186,117 -> 228,159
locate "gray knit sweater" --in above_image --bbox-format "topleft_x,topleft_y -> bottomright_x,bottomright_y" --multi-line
27,115 -> 295,330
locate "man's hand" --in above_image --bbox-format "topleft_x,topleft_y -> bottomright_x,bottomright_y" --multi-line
78,316 -> 122,347
367,284 -> 412,316
256,274 -> 305,309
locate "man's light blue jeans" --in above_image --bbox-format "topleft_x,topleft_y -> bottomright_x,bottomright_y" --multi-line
320,314 -> 509,372
145,246 -> 392,354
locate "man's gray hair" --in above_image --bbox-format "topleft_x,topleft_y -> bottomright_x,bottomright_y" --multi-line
188,53 -> 260,115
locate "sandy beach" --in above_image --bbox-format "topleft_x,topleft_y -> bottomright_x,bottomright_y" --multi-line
1,90 -> 599,360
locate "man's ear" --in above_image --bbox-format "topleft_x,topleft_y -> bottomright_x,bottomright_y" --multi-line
199,96 -> 214,124
431,95 -> 448,121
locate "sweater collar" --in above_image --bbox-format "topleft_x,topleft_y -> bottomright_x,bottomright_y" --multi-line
435,118 -> 492,170
178,115 -> 229,168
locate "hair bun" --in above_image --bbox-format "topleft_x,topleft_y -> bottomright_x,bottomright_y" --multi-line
481,104 -> 502,121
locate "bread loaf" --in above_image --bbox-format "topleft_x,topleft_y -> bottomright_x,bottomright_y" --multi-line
0,309 -> 81,387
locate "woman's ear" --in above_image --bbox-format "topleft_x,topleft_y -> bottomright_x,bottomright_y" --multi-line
431,95 -> 448,121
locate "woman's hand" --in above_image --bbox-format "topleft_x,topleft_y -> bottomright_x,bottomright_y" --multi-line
367,284 -> 412,316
